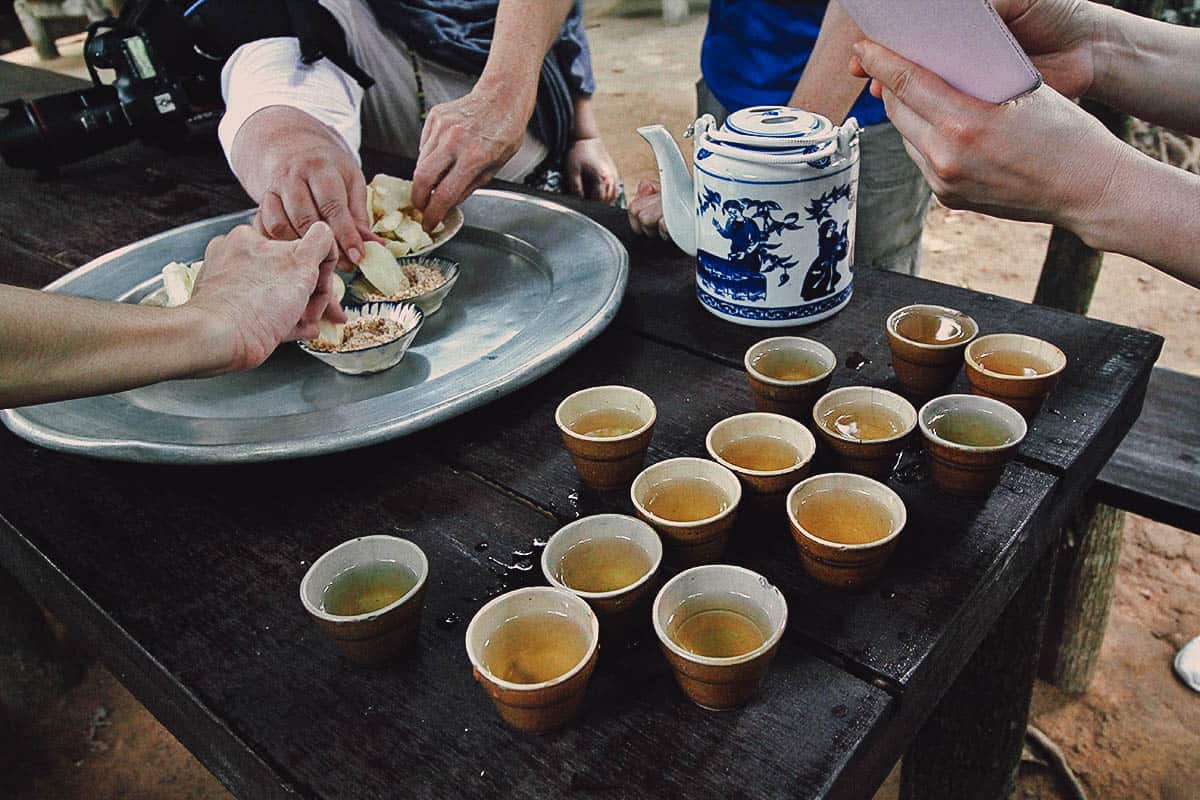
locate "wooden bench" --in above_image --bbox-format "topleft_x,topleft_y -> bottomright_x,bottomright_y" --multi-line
1096,366 -> 1200,533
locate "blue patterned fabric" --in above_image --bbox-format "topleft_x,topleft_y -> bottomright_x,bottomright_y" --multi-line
701,0 -> 887,127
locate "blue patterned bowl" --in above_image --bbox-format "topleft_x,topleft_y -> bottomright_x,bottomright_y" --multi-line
297,301 -> 424,376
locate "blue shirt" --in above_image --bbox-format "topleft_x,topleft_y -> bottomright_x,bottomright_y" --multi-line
701,0 -> 887,127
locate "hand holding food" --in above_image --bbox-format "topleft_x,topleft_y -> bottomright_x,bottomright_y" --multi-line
231,106 -> 376,270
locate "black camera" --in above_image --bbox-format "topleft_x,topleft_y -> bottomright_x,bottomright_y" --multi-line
0,0 -> 372,173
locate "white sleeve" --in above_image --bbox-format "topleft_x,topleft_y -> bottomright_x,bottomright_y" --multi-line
217,37 -> 365,166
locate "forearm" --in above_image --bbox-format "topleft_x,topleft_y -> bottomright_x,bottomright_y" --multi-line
0,287 -> 230,408
572,95 -> 601,140
788,1 -> 868,122
1073,146 -> 1200,288
1091,5 -> 1200,135
476,0 -> 574,116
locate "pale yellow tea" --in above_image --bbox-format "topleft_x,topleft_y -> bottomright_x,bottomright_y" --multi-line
820,401 -> 906,441
569,407 -> 645,438
321,561 -> 417,616
795,488 -> 894,545
928,408 -> 1014,448
644,477 -> 729,522
975,349 -> 1053,377
482,611 -> 589,684
751,347 -> 828,382
718,435 -> 800,472
893,309 -> 972,345
668,594 -> 769,658
558,536 -> 651,593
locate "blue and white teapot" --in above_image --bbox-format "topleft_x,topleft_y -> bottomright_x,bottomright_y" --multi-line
638,106 -> 860,327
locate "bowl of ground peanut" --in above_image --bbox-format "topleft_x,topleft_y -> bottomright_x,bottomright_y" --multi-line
298,301 -> 425,376
348,255 -> 461,316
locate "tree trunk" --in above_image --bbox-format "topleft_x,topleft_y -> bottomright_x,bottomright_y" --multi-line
901,546 -> 1058,800
1041,500 -> 1127,693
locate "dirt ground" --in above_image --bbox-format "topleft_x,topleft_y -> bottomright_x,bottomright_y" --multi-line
2,4 -> 1198,799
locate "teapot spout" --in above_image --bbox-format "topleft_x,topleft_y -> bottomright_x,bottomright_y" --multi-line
636,124 -> 696,256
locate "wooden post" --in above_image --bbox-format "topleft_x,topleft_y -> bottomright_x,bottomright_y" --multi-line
901,545 -> 1058,800
13,0 -> 59,60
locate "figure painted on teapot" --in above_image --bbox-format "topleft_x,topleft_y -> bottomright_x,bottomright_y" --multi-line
638,106 -> 860,327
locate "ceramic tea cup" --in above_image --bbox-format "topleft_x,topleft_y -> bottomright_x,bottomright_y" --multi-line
300,535 -> 428,666
786,473 -> 907,589
919,394 -> 1028,497
885,304 -> 979,399
630,457 -> 742,567
541,514 -> 663,619
556,385 -> 657,490
964,334 -> 1067,419
705,412 -> 816,496
465,586 -> 600,734
652,564 -> 787,710
744,337 -> 836,419
812,386 -> 917,479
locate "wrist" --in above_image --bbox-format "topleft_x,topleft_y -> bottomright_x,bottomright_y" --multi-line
1061,141 -> 1138,253
172,304 -> 241,378
474,69 -> 538,120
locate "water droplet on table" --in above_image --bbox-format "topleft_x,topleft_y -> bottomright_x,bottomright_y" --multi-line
511,547 -> 534,559
844,351 -> 870,371
438,612 -> 460,630
475,541 -> 489,552
892,461 -> 927,484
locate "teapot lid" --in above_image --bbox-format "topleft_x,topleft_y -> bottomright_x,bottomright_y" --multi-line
710,106 -> 836,149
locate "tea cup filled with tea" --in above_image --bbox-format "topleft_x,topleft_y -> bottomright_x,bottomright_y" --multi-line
300,535 -> 429,666
964,333 -> 1066,418
885,304 -> 979,399
812,386 -> 917,479
705,412 -> 816,496
786,473 -> 907,589
630,457 -> 742,567
465,586 -> 600,734
541,514 -> 663,619
556,385 -> 657,490
652,564 -> 787,710
744,337 -> 836,419
919,394 -> 1028,497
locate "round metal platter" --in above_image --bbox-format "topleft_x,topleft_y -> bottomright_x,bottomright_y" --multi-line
2,190 -> 628,463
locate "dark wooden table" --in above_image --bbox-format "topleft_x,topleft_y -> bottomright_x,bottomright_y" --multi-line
0,62 -> 1162,799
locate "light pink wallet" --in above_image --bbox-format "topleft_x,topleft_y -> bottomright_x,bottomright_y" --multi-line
839,0 -> 1042,103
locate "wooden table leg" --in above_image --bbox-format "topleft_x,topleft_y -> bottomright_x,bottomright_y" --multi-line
900,543 -> 1058,800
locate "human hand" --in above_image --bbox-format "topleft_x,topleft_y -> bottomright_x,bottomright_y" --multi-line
849,40 -> 1128,230
188,222 -> 345,374
231,106 -> 376,270
565,138 -> 621,205
990,0 -> 1100,99
412,82 -> 533,232
627,180 -> 670,240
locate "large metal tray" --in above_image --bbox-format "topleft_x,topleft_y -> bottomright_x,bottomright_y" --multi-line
2,191 -> 628,464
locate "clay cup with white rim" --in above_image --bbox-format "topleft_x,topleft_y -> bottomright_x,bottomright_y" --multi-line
812,386 -> 917,480
705,412 -> 816,496
786,473 -> 907,589
299,535 -> 429,666
556,386 -> 656,490
541,514 -> 663,619
919,394 -> 1028,497
744,337 -> 836,419
630,457 -> 742,567
964,334 -> 1067,419
465,587 -> 600,734
653,564 -> 788,710
885,304 -> 979,399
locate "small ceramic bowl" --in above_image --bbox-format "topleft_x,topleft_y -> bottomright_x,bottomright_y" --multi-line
348,255 -> 461,316
744,337 -> 836,419
297,301 -> 424,376
919,394 -> 1028,497
786,473 -> 907,589
465,587 -> 600,734
652,564 -> 787,710
630,457 -> 742,567
299,535 -> 429,666
886,304 -> 979,400
541,514 -> 663,619
812,386 -> 917,479
964,333 -> 1067,419
555,386 -> 657,490
705,412 -> 816,496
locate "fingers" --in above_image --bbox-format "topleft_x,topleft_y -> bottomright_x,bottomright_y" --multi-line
280,180 -> 323,241
259,192 -> 300,241
627,183 -> 665,238
307,168 -> 364,267
411,143 -> 454,219
291,221 -> 337,290
852,41 -> 984,125
422,159 -> 486,232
